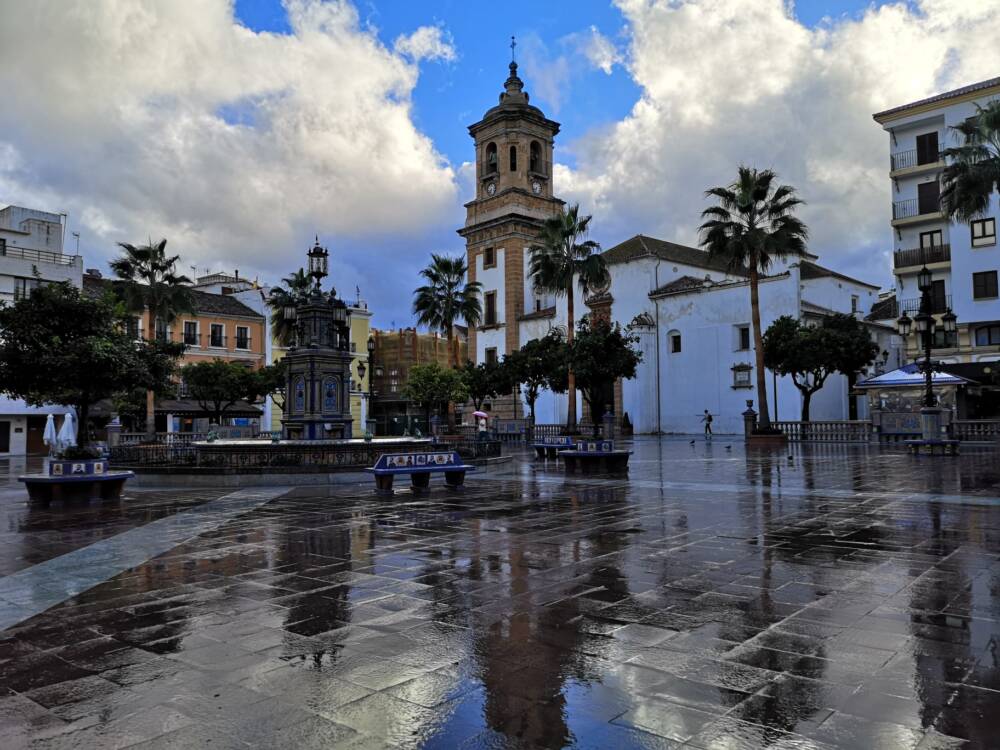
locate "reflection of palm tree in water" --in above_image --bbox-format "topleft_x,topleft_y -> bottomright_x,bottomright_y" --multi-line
475,485 -> 631,746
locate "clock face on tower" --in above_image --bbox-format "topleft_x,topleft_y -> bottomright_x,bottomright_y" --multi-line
486,182 -> 496,196
531,181 -> 541,195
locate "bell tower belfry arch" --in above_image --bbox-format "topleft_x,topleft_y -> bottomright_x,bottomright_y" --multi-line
458,44 -> 564,402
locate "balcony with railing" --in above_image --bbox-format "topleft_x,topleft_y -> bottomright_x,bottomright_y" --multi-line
892,196 -> 943,224
890,148 -> 943,172
893,243 -> 951,269
900,294 -> 952,314
0,243 -> 79,266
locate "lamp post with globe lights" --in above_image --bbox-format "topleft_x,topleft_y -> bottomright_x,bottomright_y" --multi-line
896,265 -> 958,440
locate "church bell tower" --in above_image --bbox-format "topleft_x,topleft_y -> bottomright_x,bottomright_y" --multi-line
458,42 -> 564,408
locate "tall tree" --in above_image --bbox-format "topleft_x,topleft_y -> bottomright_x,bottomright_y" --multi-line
413,254 -> 482,368
568,317 -> 642,436
528,204 -> 609,433
402,362 -> 469,430
941,100 -> 1000,222
763,314 -> 878,422
413,254 -> 482,431
699,167 -> 808,433
503,333 -> 569,425
0,283 -> 182,447
461,360 -> 513,412
266,268 -> 312,348
111,239 -> 194,436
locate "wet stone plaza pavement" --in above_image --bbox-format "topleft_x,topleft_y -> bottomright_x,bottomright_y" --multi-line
1,439 -> 1000,749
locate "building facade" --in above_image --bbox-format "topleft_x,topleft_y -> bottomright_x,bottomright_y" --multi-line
0,205 -> 82,455
459,58 -> 564,419
370,327 -> 468,435
83,271 -> 267,433
458,65 -> 890,434
873,77 -> 1000,365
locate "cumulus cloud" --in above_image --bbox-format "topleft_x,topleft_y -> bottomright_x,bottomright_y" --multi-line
394,25 -> 456,62
557,0 -> 1000,287
0,0 -> 458,302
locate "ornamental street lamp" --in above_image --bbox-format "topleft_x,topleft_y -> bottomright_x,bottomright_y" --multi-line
307,237 -> 329,289
896,266 -> 958,438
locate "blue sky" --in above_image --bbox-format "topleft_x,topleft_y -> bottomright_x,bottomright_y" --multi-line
234,0 -> 894,173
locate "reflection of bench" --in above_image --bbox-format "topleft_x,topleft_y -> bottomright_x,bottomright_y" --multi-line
533,436 -> 575,459
19,471 -> 134,502
559,440 -> 632,473
904,439 -> 960,456
366,451 -> 475,495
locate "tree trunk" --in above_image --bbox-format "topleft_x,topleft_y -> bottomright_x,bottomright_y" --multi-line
847,373 -> 858,420
801,390 -> 811,422
565,281 -> 577,433
749,268 -> 772,431
446,328 -> 456,432
145,389 -> 156,438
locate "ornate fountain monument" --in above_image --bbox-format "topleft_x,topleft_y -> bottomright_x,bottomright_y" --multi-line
280,239 -> 355,440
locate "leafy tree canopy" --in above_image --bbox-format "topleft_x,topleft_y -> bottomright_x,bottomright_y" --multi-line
181,359 -> 285,425
402,362 -> 468,415
503,333 -> 569,421
0,283 -> 183,443
762,313 -> 877,421
569,317 -> 642,421
461,360 -> 514,411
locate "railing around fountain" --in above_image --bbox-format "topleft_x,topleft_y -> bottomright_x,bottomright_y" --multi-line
952,420 -> 1000,442
771,420 -> 874,442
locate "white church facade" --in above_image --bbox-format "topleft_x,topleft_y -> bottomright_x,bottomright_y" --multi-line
461,63 -> 891,434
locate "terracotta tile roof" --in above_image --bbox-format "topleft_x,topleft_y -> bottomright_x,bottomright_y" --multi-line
799,261 -> 880,290
602,234 -> 737,274
649,275 -> 707,296
873,76 -> 1000,122
83,273 -> 263,318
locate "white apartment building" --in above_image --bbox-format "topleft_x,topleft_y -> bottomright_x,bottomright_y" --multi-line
0,204 -> 82,455
873,77 -> 1000,364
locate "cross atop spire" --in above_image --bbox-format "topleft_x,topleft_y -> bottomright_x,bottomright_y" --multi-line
510,35 -> 516,63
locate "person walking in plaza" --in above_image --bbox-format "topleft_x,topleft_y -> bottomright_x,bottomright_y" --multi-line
701,409 -> 714,440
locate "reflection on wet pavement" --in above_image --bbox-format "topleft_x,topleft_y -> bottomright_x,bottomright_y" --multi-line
0,438 -> 998,748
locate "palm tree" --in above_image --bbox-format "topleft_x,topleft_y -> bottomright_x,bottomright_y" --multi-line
413,254 -> 482,431
529,204 -> 608,433
111,239 -> 194,436
699,167 -> 808,432
266,268 -> 312,348
413,254 -> 482,368
941,100 -> 1000,222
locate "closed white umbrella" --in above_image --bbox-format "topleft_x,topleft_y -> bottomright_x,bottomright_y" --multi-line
56,413 -> 77,453
43,414 -> 57,453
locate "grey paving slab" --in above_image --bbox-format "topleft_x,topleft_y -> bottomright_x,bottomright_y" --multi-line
0,438 -> 998,748
0,486 -> 291,630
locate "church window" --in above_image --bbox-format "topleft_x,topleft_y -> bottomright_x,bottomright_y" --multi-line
322,377 -> 338,412
293,377 -> 305,412
483,247 -> 495,268
509,145 -> 517,172
485,348 -> 498,366
485,142 -> 498,174
484,291 -> 497,326
669,331 -> 681,353
529,141 -> 542,173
